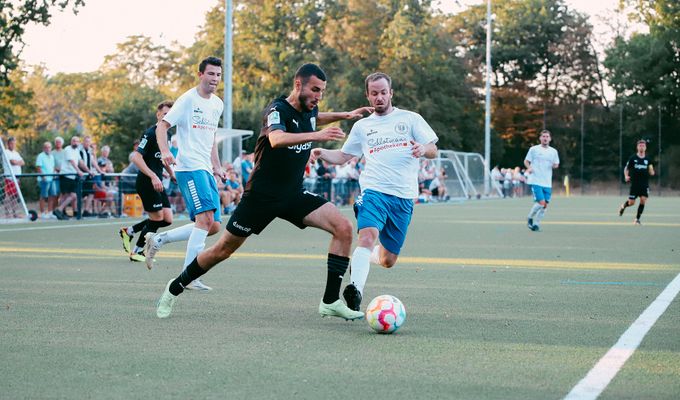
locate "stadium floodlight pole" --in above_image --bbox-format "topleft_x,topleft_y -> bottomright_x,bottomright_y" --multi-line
658,104 -> 661,195
223,0 -> 235,162
483,0 -> 492,196
580,102 -> 584,194
619,103 -> 623,196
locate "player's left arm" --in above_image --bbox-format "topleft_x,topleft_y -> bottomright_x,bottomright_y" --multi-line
649,163 -> 655,176
317,107 -> 374,125
411,141 -> 438,159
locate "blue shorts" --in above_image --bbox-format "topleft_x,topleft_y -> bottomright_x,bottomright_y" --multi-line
531,185 -> 552,203
176,170 -> 221,223
39,180 -> 58,198
354,189 -> 413,255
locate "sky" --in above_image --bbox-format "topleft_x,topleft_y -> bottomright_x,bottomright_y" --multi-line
21,0 -> 626,75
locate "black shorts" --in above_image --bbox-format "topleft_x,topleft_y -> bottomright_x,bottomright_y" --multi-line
136,177 -> 170,212
629,185 -> 649,200
60,176 -> 77,194
226,190 -> 328,237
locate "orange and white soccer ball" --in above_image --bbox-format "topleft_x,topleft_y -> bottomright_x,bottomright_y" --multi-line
366,295 -> 406,334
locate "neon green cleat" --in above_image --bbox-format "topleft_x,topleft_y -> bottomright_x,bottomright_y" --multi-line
156,279 -> 178,319
119,228 -> 132,254
129,252 -> 145,262
318,299 -> 364,321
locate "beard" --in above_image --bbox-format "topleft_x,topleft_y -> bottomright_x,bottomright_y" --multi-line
298,93 -> 315,112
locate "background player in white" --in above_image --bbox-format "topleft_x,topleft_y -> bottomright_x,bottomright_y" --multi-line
147,56 -> 226,291
524,130 -> 559,231
311,72 -> 439,311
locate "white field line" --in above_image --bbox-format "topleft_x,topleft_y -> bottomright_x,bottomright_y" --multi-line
564,271 -> 680,400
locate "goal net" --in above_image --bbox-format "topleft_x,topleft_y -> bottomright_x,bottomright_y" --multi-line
436,150 -> 503,199
0,138 -> 29,223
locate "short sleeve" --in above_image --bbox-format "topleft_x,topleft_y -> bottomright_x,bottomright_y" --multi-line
553,149 -> 560,165
163,93 -> 189,128
525,147 -> 534,162
412,113 -> 438,145
264,105 -> 286,133
341,124 -> 364,157
136,128 -> 155,156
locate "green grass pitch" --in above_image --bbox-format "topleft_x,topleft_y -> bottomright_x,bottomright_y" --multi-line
1,196 -> 679,399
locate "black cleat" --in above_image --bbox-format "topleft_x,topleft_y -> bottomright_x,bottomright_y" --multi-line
343,284 -> 362,311
527,218 -> 534,230
618,205 -> 625,217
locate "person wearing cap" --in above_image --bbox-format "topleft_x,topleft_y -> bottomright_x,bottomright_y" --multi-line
619,139 -> 655,225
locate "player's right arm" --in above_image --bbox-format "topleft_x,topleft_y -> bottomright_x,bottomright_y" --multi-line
130,152 -> 163,192
624,157 -> 632,182
156,120 -> 174,167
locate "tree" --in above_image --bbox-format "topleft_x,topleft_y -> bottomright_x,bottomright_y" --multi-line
0,0 -> 85,83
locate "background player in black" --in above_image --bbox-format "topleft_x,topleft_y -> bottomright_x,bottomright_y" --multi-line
156,63 -> 373,320
619,139 -> 655,225
119,101 -> 176,262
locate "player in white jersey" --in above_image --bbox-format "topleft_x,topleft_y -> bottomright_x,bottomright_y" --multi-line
524,130 -> 560,231
312,72 -> 439,311
145,56 -> 227,291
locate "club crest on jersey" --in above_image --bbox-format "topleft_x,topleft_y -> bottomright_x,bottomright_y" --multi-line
394,122 -> 409,135
267,111 -> 280,127
310,117 -> 316,131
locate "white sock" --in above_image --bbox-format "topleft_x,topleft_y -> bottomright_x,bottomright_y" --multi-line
159,223 -> 195,245
132,246 -> 142,254
126,226 -> 134,236
183,227 -> 209,269
350,247 -> 372,294
369,245 -> 381,265
534,207 -> 546,225
528,203 -> 542,219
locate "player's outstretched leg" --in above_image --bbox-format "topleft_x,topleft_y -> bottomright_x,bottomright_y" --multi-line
319,253 -> 363,320
155,257 -> 208,318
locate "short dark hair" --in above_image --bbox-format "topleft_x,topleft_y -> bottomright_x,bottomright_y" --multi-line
540,129 -> 551,136
365,72 -> 392,93
157,100 -> 174,111
199,56 -> 222,73
294,63 -> 326,85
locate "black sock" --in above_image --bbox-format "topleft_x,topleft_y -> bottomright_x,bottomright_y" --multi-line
131,219 -> 148,233
322,253 -> 349,304
636,204 -> 645,219
622,202 -> 630,209
169,257 -> 207,296
135,220 -> 171,248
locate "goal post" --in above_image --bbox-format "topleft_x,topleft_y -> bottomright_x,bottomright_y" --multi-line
0,137 -> 30,223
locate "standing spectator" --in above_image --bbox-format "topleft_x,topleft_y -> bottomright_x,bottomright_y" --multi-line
97,145 -> 115,173
52,136 -> 66,202
5,136 -> 24,177
53,136 -> 85,220
241,152 -> 253,186
503,168 -> 513,198
525,130 -> 560,231
316,159 -> 334,200
79,136 -> 97,216
4,137 -> 25,216
35,141 -> 58,219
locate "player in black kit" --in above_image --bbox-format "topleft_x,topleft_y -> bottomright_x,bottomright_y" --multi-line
155,63 -> 373,320
119,101 -> 176,262
619,139 -> 655,225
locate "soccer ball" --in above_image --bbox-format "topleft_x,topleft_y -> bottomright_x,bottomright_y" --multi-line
366,295 -> 406,334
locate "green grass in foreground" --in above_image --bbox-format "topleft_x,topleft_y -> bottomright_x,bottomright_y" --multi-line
0,195 -> 678,399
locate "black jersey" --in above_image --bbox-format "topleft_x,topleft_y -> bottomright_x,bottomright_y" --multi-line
626,154 -> 651,187
136,125 -> 164,180
246,96 -> 319,196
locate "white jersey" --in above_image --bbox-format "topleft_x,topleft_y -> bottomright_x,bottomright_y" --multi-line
5,149 -> 23,175
525,144 -> 559,188
61,146 -> 81,178
342,108 -> 438,199
163,87 -> 223,173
